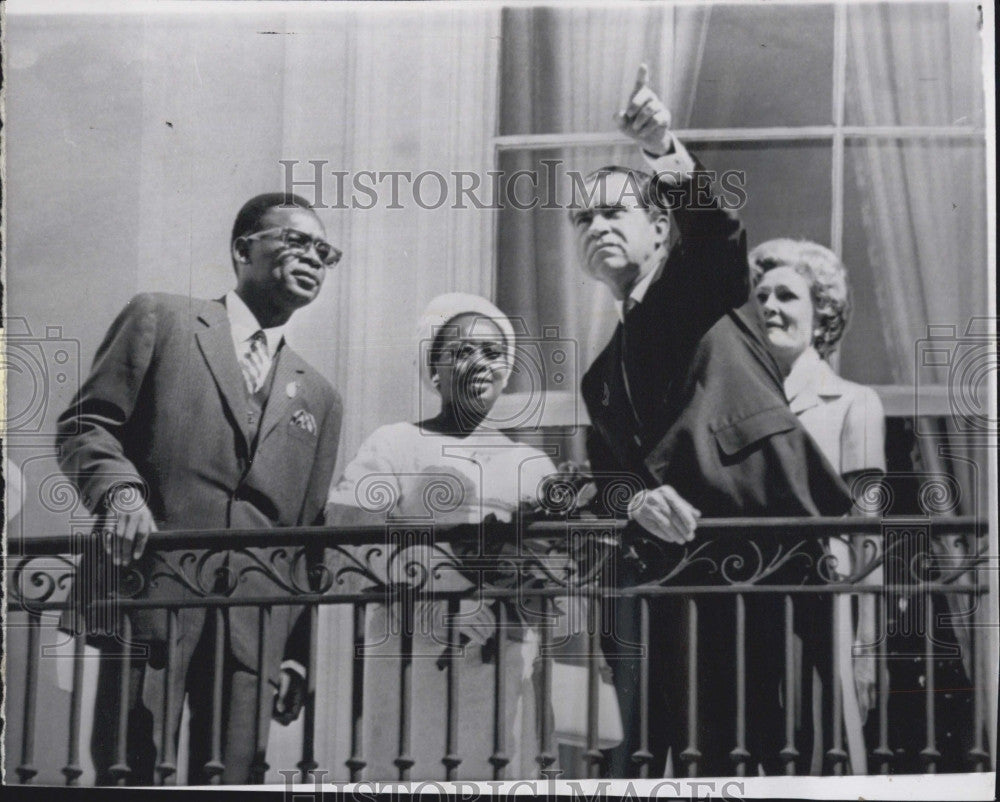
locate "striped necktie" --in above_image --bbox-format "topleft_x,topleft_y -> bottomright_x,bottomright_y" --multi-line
240,330 -> 268,394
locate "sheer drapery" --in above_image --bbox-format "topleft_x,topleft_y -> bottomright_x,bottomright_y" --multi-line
844,0 -> 994,761
271,8 -> 502,781
844,2 -> 988,516
497,5 -> 712,380
845,3 -> 987,381
101,5 -> 501,472
10,5 -> 500,497
137,4 -> 505,781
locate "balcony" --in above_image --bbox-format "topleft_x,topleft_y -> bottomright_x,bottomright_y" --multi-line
4,514 -> 993,786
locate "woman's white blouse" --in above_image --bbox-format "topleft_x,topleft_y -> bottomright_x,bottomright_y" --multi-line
325,422 -> 560,643
326,421 -> 556,522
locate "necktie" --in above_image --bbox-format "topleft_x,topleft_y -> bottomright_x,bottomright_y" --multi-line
240,330 -> 268,394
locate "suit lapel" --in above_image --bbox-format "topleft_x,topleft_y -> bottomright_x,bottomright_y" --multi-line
787,353 -> 844,414
258,346 -> 307,445
788,387 -> 823,415
195,301 -> 251,450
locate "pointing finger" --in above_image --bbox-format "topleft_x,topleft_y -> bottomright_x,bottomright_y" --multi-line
631,102 -> 658,130
633,63 -> 649,95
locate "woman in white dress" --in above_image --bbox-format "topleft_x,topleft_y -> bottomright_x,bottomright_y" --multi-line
321,293 -> 564,781
750,239 -> 885,774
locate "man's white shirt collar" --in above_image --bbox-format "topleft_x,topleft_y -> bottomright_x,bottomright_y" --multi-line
225,289 -> 287,357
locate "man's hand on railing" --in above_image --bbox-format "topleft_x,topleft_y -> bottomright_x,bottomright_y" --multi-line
854,597 -> 879,723
101,484 -> 158,567
853,643 -> 877,724
627,485 -> 701,545
273,666 -> 307,726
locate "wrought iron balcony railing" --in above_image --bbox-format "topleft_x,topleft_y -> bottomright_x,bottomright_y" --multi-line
5,515 -> 992,785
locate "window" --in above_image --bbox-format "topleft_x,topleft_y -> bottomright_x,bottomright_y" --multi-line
494,1 -> 987,390
492,1 -> 989,515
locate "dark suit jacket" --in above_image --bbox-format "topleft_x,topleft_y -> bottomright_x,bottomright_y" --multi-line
581,165 -> 850,536
57,292 -> 342,681
582,159 -> 852,777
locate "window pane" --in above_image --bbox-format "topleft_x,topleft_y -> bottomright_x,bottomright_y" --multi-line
686,4 -> 835,129
695,140 -> 833,246
499,5 -> 712,136
845,2 -> 985,127
500,3 -> 836,135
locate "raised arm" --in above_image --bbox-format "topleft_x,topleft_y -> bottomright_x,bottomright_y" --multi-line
616,64 -> 748,310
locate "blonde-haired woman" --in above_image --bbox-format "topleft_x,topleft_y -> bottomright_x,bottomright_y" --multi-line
751,239 -> 885,774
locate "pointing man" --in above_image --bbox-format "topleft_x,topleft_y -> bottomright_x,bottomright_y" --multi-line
572,68 -> 850,775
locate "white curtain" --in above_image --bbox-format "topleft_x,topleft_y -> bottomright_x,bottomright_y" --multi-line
845,3 -> 987,380
132,6 -> 500,466
275,7 -> 502,781
130,4 -> 503,782
845,0 -> 994,764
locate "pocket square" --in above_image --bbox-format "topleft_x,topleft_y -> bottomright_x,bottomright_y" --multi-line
290,409 -> 317,435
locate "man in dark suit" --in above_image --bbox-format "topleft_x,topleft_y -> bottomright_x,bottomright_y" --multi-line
571,69 -> 851,776
56,193 -> 343,784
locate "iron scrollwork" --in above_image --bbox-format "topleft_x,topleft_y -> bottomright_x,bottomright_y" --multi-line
6,517 -> 988,615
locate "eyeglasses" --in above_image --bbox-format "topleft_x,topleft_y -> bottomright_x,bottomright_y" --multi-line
243,227 -> 343,267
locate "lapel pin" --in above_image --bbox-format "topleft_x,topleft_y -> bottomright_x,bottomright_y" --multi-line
286,381 -> 298,399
